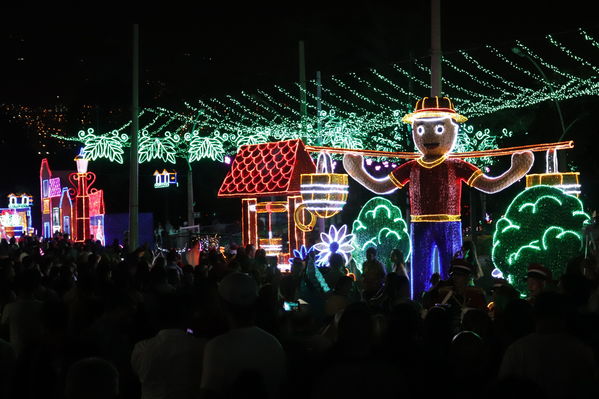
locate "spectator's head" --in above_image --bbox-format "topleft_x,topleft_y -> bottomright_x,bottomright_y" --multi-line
65,357 -> 119,399
245,244 -> 256,259
254,248 -> 267,261
423,305 -> 453,345
390,248 -> 404,264
450,331 -> 484,379
149,263 -> 168,285
166,250 -> 179,264
533,291 -> 569,333
166,267 -> 181,288
461,309 -> 492,339
329,253 -> 345,271
279,274 -> 299,302
15,267 -> 41,296
365,247 -> 377,261
559,272 -> 591,309
334,275 -> 354,296
157,293 -> 192,330
502,299 -> 534,343
152,255 -> 166,269
388,302 -> 421,341
337,302 -> 373,354
449,258 -> 473,288
182,265 -> 194,286
218,272 -> 258,327
526,263 -> 551,297
430,272 -> 441,287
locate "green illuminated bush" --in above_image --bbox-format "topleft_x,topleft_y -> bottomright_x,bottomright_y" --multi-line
351,196 -> 410,272
492,185 -> 590,293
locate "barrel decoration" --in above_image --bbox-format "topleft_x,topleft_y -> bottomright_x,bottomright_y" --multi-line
294,152 -> 349,232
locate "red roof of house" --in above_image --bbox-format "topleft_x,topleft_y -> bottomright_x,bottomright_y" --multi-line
218,139 -> 316,198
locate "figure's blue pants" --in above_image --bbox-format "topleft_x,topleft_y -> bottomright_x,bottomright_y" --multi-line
410,221 -> 462,300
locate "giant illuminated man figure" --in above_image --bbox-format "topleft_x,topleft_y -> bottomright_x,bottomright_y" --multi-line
343,97 -> 534,298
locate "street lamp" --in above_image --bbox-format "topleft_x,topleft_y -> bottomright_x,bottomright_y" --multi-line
512,47 -> 568,172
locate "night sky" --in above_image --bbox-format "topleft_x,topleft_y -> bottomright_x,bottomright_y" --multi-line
1,3 -> 599,230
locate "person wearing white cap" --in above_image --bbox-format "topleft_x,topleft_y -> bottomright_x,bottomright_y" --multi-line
526,263 -> 553,304
200,272 -> 286,399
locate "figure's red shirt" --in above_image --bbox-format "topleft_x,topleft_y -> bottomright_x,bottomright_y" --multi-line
388,156 -> 481,221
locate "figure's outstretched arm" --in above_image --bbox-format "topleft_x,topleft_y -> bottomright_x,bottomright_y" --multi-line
471,151 -> 534,194
343,154 -> 399,194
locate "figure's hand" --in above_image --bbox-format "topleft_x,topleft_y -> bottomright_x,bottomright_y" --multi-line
510,151 -> 534,175
343,153 -> 364,175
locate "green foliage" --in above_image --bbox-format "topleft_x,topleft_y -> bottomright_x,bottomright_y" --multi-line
78,128 -> 128,164
138,131 -> 180,163
492,185 -> 590,293
186,131 -> 225,162
351,197 -> 411,272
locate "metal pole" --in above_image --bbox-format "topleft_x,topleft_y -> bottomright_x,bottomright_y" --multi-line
316,70 -> 322,145
128,24 -> 139,251
187,162 -> 194,227
299,41 -> 308,138
430,0 -> 442,96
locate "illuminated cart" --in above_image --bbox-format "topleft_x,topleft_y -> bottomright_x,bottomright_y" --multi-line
0,194 -> 34,239
218,139 -> 316,261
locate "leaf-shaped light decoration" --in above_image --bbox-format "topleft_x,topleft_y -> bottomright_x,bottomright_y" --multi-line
138,131 -> 180,164
78,128 -> 128,164
187,131 -> 225,162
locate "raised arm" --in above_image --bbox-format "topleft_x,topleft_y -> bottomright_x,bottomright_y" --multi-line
343,154 -> 399,194
471,151 -> 534,194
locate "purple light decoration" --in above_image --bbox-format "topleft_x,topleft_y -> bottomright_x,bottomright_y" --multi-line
391,163 -> 397,168
48,178 -> 62,198
224,156 -> 232,164
365,159 -> 373,166
375,165 -> 381,171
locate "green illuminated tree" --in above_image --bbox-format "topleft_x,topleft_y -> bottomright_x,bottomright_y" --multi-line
351,197 -> 411,272
492,185 -> 590,294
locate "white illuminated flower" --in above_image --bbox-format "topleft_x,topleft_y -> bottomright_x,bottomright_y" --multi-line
314,224 -> 355,267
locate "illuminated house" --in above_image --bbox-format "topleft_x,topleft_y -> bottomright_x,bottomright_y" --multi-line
39,152 -> 105,242
0,193 -> 34,239
218,139 -> 316,259
40,158 -> 71,238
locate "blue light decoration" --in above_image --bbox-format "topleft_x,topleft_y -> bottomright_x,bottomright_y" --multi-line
491,185 -> 590,293
288,244 -> 314,265
351,196 -> 411,272
153,169 -> 178,188
313,224 -> 355,267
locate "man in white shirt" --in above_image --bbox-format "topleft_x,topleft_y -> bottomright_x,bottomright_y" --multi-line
131,294 -> 205,399
200,272 -> 286,399
499,292 -> 597,398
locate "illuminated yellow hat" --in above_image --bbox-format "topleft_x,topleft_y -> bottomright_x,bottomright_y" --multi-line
401,96 -> 468,124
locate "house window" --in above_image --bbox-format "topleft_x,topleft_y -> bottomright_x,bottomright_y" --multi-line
42,180 -> 49,198
63,216 -> 70,235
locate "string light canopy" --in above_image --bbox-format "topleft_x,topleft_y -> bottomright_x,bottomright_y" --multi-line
50,28 -> 599,167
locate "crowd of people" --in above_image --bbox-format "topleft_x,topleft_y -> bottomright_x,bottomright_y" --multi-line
1,233 -> 599,398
